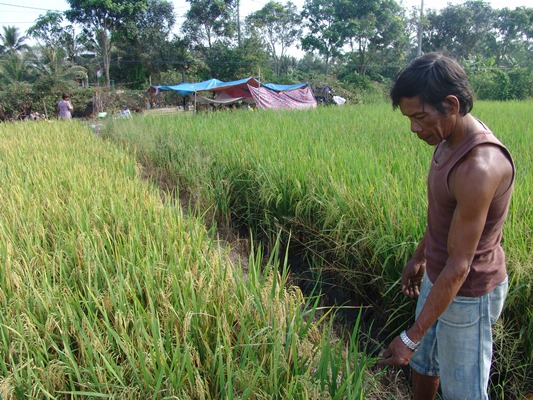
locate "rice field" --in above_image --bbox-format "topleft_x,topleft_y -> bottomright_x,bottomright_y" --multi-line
0,99 -> 531,398
103,100 -> 532,397
0,122 -> 383,398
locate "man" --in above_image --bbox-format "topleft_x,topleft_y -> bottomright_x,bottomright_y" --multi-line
378,52 -> 515,400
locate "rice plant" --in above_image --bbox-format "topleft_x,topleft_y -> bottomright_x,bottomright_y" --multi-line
0,121 -> 389,398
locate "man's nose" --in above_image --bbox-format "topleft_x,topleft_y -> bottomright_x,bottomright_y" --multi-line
411,121 -> 421,133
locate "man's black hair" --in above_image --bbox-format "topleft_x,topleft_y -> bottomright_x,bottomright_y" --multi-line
390,52 -> 473,116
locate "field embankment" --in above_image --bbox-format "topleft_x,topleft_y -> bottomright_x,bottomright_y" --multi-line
104,101 -> 532,398
0,121 -> 394,398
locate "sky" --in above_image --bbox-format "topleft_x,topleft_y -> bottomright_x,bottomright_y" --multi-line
0,0 -> 530,57
1,0 -> 531,33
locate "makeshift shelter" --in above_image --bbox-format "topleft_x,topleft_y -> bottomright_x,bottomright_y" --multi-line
147,77 -> 317,110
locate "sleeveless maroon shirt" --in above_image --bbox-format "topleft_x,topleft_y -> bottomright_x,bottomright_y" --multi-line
425,129 -> 515,297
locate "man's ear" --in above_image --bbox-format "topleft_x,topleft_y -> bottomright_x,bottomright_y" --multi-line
443,95 -> 461,115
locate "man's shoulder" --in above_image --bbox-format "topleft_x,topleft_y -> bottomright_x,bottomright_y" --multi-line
451,144 -> 513,198
464,142 -> 511,169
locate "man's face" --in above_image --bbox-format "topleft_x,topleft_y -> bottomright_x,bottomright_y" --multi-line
398,96 -> 454,146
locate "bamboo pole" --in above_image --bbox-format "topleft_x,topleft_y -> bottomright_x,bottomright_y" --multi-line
43,99 -> 49,119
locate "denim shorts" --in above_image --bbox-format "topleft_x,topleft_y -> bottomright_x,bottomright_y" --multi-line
409,273 -> 508,400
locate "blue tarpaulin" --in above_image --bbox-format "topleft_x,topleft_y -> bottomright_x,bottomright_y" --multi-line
262,82 -> 307,92
148,78 -> 308,95
209,77 -> 259,91
148,78 -> 224,95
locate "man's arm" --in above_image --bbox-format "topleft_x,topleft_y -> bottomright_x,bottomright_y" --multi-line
379,145 -> 509,365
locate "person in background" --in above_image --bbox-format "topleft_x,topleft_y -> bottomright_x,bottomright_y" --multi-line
118,106 -> 132,118
321,84 -> 332,104
57,93 -> 73,119
378,52 -> 515,400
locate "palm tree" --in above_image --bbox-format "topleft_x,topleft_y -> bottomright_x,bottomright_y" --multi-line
0,26 -> 30,55
0,52 -> 31,83
0,27 -> 33,84
31,45 -> 88,85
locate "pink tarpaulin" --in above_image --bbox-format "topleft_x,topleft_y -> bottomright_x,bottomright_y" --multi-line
248,85 -> 317,110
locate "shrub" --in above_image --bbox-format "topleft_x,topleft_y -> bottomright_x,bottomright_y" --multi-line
507,68 -> 533,100
0,82 -> 34,121
469,67 -> 533,101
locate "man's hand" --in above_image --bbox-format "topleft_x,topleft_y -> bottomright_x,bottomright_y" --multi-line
402,258 -> 425,298
377,335 -> 414,367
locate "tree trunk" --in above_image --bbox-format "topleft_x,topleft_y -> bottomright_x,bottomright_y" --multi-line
100,29 -> 111,88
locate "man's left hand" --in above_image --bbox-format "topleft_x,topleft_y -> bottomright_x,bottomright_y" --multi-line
377,335 -> 414,366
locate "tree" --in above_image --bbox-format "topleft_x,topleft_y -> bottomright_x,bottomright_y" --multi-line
492,6 -> 533,67
335,0 -> 408,77
30,45 -> 88,86
403,5 -> 429,60
228,35 -> 270,79
0,52 -> 33,84
296,52 -> 328,79
113,0 -> 177,88
199,35 -> 271,81
0,26 -> 30,56
28,12 -> 72,51
0,26 -> 32,85
182,0 -> 236,48
301,0 -> 344,77
65,0 -> 149,87
423,0 -> 495,60
28,12 -> 88,85
245,1 -> 302,77
28,11 -> 85,63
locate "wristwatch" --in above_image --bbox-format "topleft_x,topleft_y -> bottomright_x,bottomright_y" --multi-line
400,330 -> 420,351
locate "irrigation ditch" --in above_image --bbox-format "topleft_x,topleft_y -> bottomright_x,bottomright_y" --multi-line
138,159 -> 412,398
137,155 -> 529,399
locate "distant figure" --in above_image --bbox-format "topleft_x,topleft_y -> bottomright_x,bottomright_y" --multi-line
321,84 -> 333,103
118,107 -> 132,118
57,93 -> 73,119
